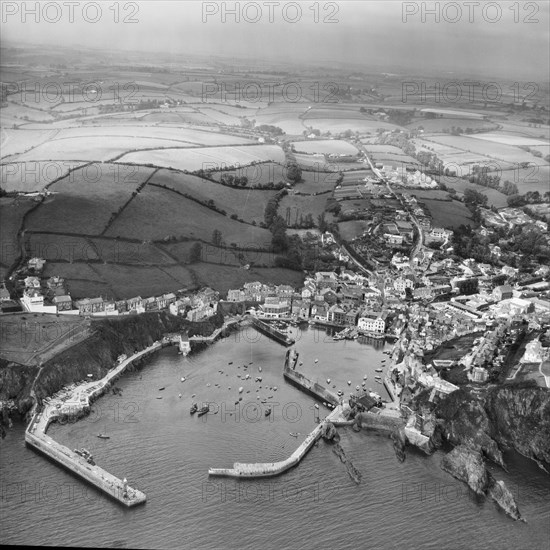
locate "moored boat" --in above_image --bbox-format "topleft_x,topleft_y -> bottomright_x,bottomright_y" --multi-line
190,402 -> 198,414
197,404 -> 210,417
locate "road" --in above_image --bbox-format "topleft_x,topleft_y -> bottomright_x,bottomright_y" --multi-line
354,141 -> 427,271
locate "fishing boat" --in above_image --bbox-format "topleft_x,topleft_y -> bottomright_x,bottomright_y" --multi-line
375,368 -> 383,373
197,404 -> 210,417
356,385 -> 360,391
228,362 -> 233,365
190,402 -> 198,414
159,387 -> 165,391
289,432 -> 299,437
265,409 -> 271,417
97,433 -> 109,439
156,396 -> 163,400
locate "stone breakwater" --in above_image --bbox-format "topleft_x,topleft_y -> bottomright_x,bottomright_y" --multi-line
208,405 -> 348,478
24,343 -> 164,507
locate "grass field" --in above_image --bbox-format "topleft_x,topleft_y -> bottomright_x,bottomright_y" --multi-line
1,161 -> 87,192
162,241 -> 278,267
25,164 -> 154,234
116,144 -> 285,172
337,220 -> 369,241
0,197 -> 36,278
189,263 -> 304,295
297,170 -> 339,193
0,128 -> 59,159
150,169 -> 276,224
210,162 -> 287,187
104,184 -> 273,248
421,198 -> 472,229
0,313 -> 90,367
90,263 -> 195,299
291,140 -> 359,155
15,136 -> 197,163
279,194 -> 328,226
439,177 -> 509,208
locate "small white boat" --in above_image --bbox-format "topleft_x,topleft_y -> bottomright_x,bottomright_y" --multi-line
181,377 -> 185,382
274,386 -> 277,391
363,375 -> 367,380
314,359 -> 318,363
326,378 -> 331,384
314,404 -> 319,409
178,393 -> 182,398
347,380 -> 351,385
238,387 -> 243,393
356,385 -> 360,391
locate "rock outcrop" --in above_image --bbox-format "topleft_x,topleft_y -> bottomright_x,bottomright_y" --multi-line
488,477 -> 524,522
441,445 -> 488,494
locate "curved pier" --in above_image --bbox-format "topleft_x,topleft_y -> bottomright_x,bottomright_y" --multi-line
208,405 -> 346,478
24,343 -> 162,507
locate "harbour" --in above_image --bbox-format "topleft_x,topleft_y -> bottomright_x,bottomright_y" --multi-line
3,325 -> 549,549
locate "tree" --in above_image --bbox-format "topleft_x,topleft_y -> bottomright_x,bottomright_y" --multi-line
212,229 -> 223,246
189,243 -> 202,263
285,162 -> 302,183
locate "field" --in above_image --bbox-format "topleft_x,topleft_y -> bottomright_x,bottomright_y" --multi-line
421,198 -> 472,229
13,136 -> 201,163
439,177 -> 509,208
1,161 -> 87,192
290,140 -> 359,155
104,184 -> 273,248
337,220 -> 369,241
188,263 -> 304,295
278,194 -> 328,226
162,241 -> 278,267
150,169 -> 276,224
427,135 -> 548,166
116,144 -> 285,172
406,118 -> 495,132
25,164 -> 154,234
497,166 -> 550,195
0,197 -> 36,278
210,162 -> 288,187
297,170 -> 339,194
0,128 -> 59,159
0,313 -> 90,367
89,263 -> 195,299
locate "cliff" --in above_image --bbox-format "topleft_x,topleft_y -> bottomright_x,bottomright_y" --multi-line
0,311 -> 225,433
412,382 -> 550,470
441,445 -> 488,494
440,445 -> 524,521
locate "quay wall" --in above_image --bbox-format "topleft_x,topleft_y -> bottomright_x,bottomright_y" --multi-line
283,368 -> 340,407
251,318 -> 294,346
355,410 -> 404,433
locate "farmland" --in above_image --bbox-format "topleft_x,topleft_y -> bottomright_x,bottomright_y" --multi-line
210,162 -> 289,188
25,163 -> 155,234
0,197 -> 36,279
421,198 -> 472,229
149,169 -> 277,224
290,140 -> 359,155
1,161 -> 87,193
188,263 -> 304,295
115,144 -> 286,172
104,184 -> 273,248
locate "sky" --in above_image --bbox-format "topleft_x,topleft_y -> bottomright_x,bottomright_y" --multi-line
1,1 -> 549,80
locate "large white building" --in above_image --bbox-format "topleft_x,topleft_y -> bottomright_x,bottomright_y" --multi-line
358,312 -> 387,333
